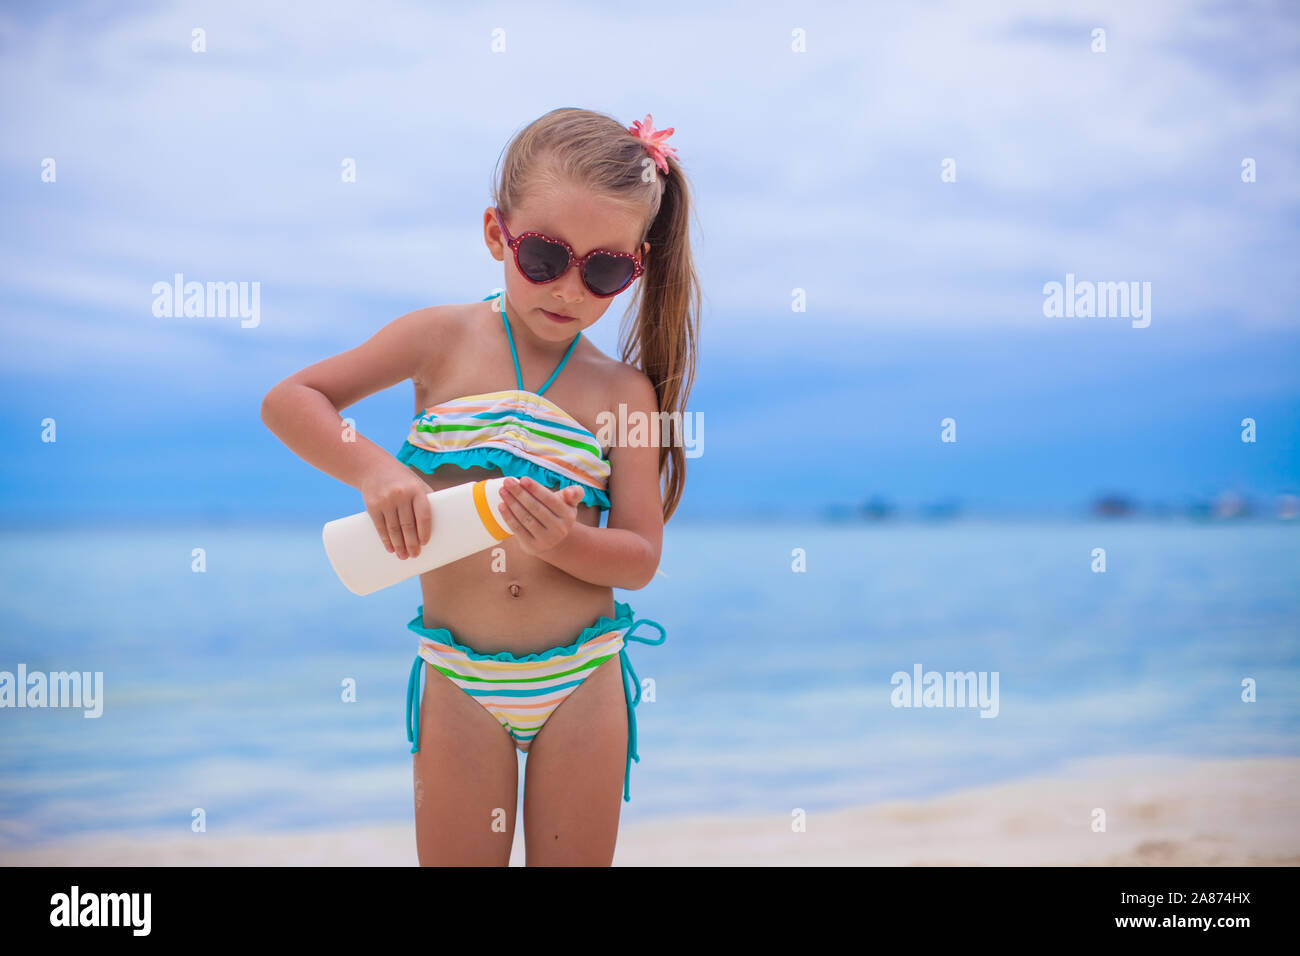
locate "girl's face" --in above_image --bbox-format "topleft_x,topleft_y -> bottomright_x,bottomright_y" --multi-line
485,181 -> 649,342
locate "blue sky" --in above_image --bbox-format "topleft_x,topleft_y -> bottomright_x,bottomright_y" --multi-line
1,0 -> 1297,523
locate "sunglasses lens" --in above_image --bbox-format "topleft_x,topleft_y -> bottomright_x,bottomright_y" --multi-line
517,236 -> 570,282
583,254 -> 636,296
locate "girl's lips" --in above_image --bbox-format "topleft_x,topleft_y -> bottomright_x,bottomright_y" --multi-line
542,308 -> 578,323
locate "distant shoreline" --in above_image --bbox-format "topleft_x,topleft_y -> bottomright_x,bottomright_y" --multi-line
1,512 -> 1297,532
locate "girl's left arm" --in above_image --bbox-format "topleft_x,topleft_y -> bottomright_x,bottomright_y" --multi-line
535,367 -> 665,590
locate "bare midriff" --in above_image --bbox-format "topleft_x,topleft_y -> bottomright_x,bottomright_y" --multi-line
408,460 -> 613,656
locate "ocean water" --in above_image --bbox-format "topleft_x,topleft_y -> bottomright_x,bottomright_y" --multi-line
0,519 -> 1297,848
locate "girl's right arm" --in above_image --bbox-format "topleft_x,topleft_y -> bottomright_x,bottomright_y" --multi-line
259,307 -> 449,560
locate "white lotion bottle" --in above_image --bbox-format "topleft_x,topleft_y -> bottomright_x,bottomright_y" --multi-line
322,477 -> 513,596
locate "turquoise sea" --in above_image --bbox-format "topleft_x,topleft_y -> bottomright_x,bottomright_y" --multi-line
0,519 -> 1297,849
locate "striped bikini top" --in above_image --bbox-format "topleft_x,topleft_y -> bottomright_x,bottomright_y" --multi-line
396,292 -> 613,511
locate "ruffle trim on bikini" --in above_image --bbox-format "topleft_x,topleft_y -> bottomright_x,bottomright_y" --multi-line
407,600 -> 636,663
396,441 -> 611,511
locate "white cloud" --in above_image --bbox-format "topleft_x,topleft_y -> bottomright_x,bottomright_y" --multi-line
0,0 -> 1296,371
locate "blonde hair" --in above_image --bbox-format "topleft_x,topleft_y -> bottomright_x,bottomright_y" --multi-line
490,107 -> 701,524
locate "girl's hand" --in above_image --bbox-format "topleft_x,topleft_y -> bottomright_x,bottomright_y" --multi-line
498,476 -> 584,556
360,461 -> 434,559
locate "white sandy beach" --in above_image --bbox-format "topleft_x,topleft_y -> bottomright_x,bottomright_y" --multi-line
4,756 -> 1297,866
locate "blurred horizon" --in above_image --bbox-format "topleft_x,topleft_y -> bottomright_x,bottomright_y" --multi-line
1,503 -> 1297,530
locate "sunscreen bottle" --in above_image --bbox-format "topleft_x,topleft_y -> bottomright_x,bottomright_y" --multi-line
323,477 -> 512,595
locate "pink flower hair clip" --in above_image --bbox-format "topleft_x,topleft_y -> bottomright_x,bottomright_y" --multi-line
628,114 -> 678,174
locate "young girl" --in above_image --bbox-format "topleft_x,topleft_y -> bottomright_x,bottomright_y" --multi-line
261,108 -> 700,866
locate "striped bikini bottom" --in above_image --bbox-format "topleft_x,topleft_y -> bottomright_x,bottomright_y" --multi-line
404,600 -> 666,803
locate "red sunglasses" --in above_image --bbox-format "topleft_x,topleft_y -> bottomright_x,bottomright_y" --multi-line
494,207 -> 644,298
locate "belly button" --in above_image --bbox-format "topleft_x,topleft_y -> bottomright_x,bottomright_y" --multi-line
508,582 -> 522,598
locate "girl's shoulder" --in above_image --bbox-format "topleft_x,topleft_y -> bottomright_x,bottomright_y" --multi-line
402,300 -> 484,387
578,346 -> 658,418
427,295 -> 511,342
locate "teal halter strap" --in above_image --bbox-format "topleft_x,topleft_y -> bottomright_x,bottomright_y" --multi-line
484,291 -> 580,396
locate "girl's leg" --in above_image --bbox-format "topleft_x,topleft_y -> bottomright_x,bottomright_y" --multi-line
521,656 -> 628,866
413,661 -> 520,866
